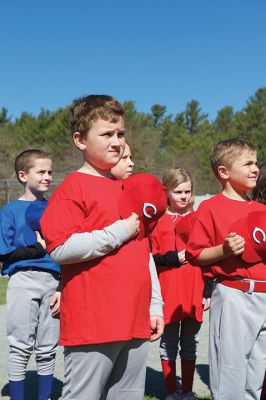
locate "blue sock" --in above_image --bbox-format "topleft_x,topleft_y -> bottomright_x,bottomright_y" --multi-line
9,379 -> 25,400
38,374 -> 53,400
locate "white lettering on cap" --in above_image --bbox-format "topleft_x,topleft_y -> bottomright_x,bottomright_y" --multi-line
143,203 -> 157,219
252,227 -> 266,244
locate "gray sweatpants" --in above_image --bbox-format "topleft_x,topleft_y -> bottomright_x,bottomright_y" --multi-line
209,283 -> 266,400
159,318 -> 201,361
6,270 -> 60,380
63,339 -> 149,400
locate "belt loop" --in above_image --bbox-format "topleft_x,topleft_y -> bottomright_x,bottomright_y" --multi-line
247,280 -> 255,294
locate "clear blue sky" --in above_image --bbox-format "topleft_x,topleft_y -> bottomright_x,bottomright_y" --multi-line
1,0 -> 266,121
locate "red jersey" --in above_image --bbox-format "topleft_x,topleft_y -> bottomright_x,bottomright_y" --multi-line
41,172 -> 151,345
186,193 -> 266,280
150,212 -> 204,324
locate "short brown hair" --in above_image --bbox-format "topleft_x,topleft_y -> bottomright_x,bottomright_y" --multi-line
70,94 -> 124,138
210,138 -> 256,178
15,149 -> 50,183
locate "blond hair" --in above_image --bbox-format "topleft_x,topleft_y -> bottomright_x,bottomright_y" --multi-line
210,138 -> 256,178
163,168 -> 194,210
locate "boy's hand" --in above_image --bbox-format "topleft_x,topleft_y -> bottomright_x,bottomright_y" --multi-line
50,291 -> 61,317
150,316 -> 165,341
35,231 -> 47,250
202,297 -> 211,311
178,249 -> 188,264
122,212 -> 140,238
223,232 -> 245,257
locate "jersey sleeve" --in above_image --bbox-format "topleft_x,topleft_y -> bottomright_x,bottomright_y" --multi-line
41,197 -> 88,253
0,243 -> 45,262
186,203 -> 215,264
0,207 -> 16,255
41,186 -> 130,258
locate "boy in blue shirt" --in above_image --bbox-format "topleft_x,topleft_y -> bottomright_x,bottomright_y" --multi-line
0,149 -> 60,400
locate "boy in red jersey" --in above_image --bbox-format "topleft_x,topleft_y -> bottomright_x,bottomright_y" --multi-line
40,95 -> 164,400
186,138 -> 266,400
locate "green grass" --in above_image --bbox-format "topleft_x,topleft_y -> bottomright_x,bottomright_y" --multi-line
144,397 -> 211,400
0,277 -> 8,305
144,397 -> 160,400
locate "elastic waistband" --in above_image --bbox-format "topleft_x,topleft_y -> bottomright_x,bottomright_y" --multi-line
14,267 -> 60,279
217,278 -> 266,294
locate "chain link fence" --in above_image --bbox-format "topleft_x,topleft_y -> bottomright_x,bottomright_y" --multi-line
0,179 -> 62,207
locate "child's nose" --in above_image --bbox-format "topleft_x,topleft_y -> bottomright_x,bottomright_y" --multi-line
111,135 -> 121,146
252,164 -> 259,174
43,172 -> 51,180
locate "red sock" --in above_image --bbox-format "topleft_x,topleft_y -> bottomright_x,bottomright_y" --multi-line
260,373 -> 266,399
161,359 -> 176,395
181,359 -> 196,394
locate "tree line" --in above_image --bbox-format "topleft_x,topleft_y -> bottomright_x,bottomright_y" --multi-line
0,87 -> 266,194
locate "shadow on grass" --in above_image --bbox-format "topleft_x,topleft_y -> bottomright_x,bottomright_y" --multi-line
145,363 -> 210,400
145,366 -> 181,399
1,371 -> 63,399
196,363 -> 210,387
1,364 -> 209,400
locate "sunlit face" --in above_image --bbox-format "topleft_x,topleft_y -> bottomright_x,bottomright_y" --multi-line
224,150 -> 259,193
168,180 -> 192,214
111,143 -> 134,180
74,117 -> 126,174
18,158 -> 53,196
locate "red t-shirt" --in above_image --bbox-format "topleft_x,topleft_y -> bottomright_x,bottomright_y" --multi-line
41,172 -> 151,345
150,212 -> 204,324
186,193 -> 266,279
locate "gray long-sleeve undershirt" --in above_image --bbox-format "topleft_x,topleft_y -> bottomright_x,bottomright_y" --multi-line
51,220 -> 163,317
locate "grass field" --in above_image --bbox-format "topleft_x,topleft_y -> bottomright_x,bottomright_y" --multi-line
0,277 -> 7,305
144,397 -> 210,400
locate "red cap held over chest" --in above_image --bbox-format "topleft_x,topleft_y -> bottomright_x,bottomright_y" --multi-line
229,210 -> 266,263
118,173 -> 167,239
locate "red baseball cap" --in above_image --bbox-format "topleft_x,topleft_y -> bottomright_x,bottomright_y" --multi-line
118,173 -> 167,239
229,210 -> 266,263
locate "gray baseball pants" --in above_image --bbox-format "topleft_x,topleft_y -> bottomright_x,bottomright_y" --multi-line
209,283 -> 266,400
63,338 -> 149,400
159,318 -> 201,361
6,270 -> 60,380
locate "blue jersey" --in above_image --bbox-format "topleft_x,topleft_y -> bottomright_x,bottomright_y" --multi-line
0,199 -> 60,276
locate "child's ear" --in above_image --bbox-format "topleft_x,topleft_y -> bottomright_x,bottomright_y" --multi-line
18,170 -> 27,183
217,165 -> 229,180
73,132 -> 86,150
